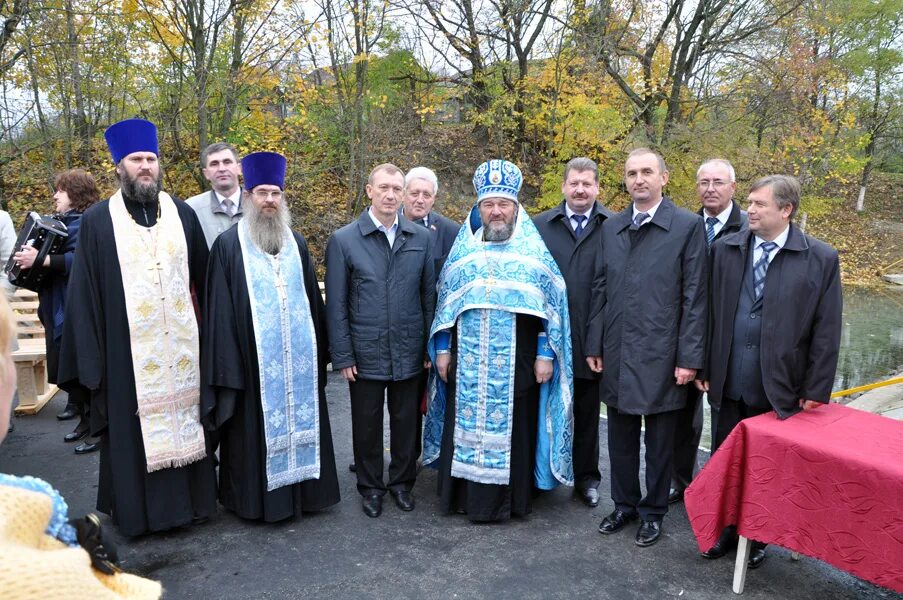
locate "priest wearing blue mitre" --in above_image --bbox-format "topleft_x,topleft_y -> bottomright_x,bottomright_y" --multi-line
201,151 -> 340,522
423,159 -> 574,522
58,118 -> 217,536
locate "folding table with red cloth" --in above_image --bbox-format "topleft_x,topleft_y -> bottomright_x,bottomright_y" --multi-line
685,403 -> 903,594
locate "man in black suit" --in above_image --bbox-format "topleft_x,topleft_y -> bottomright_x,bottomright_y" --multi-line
586,148 -> 707,548
695,174 -> 842,568
534,157 -> 613,508
401,167 -> 460,274
669,159 -> 748,505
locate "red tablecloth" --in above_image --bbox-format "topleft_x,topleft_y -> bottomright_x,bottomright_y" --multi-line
685,403 -> 903,593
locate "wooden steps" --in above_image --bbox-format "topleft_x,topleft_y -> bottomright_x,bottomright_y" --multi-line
10,288 -> 58,415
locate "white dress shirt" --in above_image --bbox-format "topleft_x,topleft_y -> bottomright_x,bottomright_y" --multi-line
565,204 -> 593,233
631,198 -> 663,226
369,207 -> 399,247
215,189 -> 242,216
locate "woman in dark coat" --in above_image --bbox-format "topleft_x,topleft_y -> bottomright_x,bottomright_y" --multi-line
14,169 -> 98,453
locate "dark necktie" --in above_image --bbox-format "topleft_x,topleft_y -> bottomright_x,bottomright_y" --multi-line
753,241 -> 778,298
631,212 -> 650,230
705,216 -> 719,246
571,214 -> 587,237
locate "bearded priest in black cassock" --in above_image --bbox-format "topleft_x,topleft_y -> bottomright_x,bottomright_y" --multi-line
202,151 -> 340,522
58,119 -> 217,537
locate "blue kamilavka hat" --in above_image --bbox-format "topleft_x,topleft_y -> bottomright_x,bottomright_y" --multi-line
472,159 -> 523,203
104,119 -> 159,163
241,152 -> 287,190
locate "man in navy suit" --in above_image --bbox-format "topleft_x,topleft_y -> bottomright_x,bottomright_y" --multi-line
695,174 -> 842,568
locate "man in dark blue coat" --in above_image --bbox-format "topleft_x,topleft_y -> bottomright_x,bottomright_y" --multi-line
534,157 -> 613,508
586,148 -> 707,548
669,159 -> 748,505
325,163 -> 436,518
694,174 -> 842,568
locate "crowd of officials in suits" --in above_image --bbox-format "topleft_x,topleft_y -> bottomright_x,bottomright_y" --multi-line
5,129 -> 841,579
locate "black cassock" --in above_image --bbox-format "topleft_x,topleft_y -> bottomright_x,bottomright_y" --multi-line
202,227 -> 340,522
438,314 -> 541,522
58,196 -> 217,537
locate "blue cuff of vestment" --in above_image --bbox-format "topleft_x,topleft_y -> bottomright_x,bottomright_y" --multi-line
537,332 -> 554,359
435,330 -> 451,352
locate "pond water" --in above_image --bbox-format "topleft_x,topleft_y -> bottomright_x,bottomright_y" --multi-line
833,285 -> 903,392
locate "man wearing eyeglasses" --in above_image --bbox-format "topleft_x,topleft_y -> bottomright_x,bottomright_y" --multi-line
668,159 -> 748,507
202,151 -> 340,522
326,164 -> 436,518
186,142 -> 243,249
401,167 -> 459,274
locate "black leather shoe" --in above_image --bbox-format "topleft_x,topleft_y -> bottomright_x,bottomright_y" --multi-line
390,490 -> 415,511
668,487 -> 684,504
57,406 -> 79,421
578,487 -> 599,507
64,425 -> 90,443
74,440 -> 100,454
598,509 -> 638,535
635,520 -> 663,547
701,527 -> 739,559
748,542 -> 767,569
362,494 -> 382,518
349,462 -> 357,472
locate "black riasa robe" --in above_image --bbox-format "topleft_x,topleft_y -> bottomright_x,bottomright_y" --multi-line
438,314 -> 542,522
58,195 -> 217,537
201,227 -> 340,522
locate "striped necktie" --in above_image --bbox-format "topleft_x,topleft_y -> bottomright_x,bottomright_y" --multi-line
223,198 -> 235,217
631,212 -> 650,230
753,241 -> 778,298
571,214 -> 587,237
705,217 -> 718,245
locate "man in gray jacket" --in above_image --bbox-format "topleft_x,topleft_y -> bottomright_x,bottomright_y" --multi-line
186,142 -> 243,248
325,163 -> 436,518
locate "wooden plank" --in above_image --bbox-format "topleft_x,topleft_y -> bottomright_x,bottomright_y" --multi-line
14,384 -> 58,415
733,535 -> 751,594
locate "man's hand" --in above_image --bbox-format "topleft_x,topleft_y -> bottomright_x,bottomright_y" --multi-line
436,354 -> 451,382
534,358 -> 553,384
586,356 -> 603,373
694,379 -> 710,393
799,399 -> 822,411
674,367 -> 697,386
341,365 -> 357,382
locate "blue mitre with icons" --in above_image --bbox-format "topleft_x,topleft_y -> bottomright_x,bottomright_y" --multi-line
473,159 -> 522,203
242,151 -> 287,191
104,119 -> 159,163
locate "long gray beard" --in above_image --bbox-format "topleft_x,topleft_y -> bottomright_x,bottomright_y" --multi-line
246,200 -> 292,254
483,220 -> 514,242
121,172 -> 163,205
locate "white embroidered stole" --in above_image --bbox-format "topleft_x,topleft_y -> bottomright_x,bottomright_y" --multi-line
109,190 -> 207,472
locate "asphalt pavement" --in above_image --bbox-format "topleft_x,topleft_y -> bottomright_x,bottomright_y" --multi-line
1,373 -> 898,600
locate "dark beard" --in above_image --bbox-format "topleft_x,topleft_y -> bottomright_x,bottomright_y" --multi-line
121,171 -> 163,205
483,220 -> 514,242
246,199 -> 292,254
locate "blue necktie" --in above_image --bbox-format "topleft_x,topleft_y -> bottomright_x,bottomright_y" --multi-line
631,212 -> 650,230
705,216 -> 718,246
753,241 -> 778,298
572,214 -> 587,237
